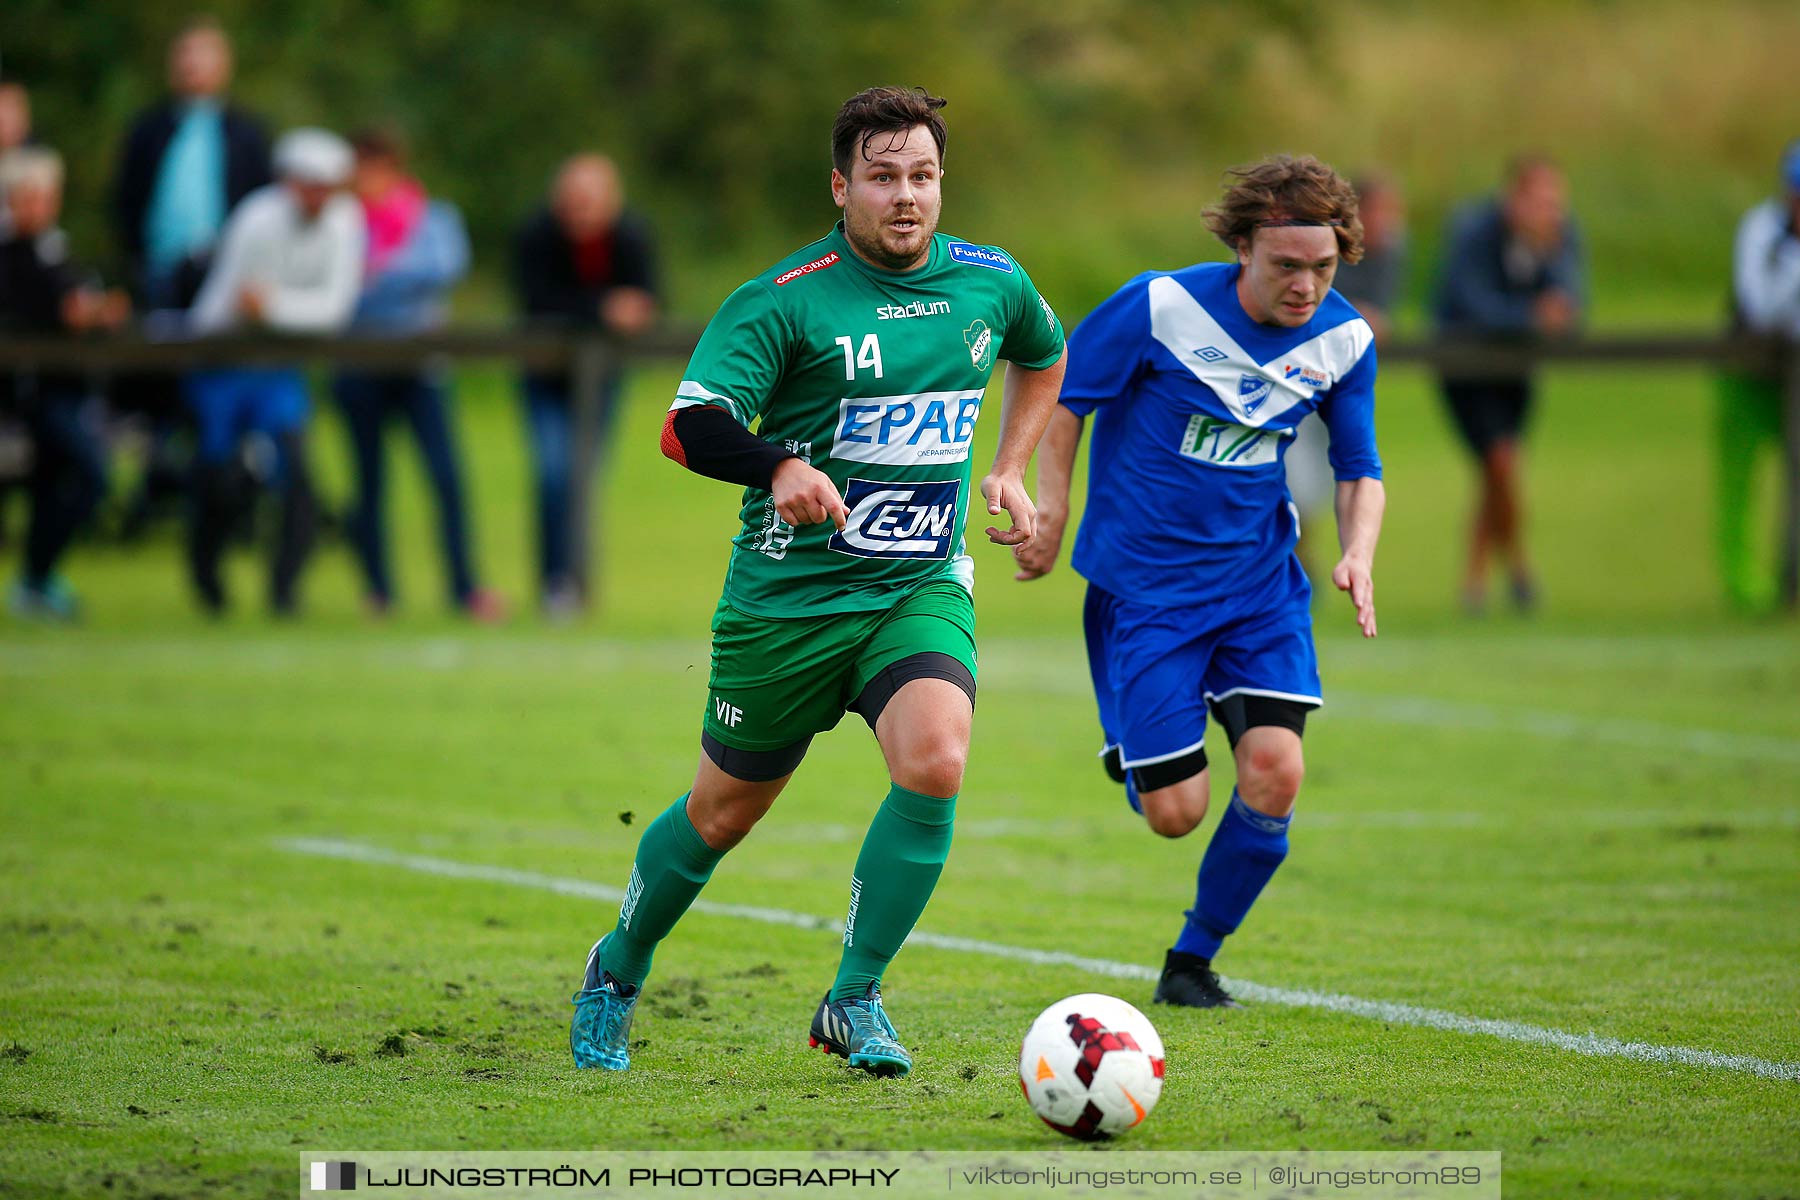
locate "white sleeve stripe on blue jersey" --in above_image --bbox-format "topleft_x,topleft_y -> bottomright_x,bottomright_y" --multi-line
1147,276 -> 1373,428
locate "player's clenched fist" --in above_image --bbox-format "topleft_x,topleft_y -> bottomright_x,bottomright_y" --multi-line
772,458 -> 848,531
980,471 -> 1037,547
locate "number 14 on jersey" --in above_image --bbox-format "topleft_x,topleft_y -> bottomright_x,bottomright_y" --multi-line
835,334 -> 885,381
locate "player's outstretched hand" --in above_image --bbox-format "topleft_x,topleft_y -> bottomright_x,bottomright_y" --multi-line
772,458 -> 847,531
1332,554 -> 1378,638
980,471 -> 1037,548
1013,516 -> 1065,581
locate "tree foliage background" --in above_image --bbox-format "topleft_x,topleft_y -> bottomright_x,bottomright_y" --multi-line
5,0 -> 1799,320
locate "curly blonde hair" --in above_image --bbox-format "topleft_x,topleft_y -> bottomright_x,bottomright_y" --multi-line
1203,154 -> 1364,264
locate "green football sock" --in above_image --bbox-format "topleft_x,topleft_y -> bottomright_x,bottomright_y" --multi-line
829,784 -> 956,1002
597,793 -> 724,991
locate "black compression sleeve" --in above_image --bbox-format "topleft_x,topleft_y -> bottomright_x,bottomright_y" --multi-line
661,405 -> 797,491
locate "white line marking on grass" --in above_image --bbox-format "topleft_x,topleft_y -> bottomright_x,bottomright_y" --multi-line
278,837 -> 1800,1084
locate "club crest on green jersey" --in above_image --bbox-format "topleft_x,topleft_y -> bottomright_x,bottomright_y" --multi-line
963,319 -> 993,372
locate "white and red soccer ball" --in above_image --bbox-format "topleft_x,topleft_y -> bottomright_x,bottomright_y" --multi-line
1018,993 -> 1165,1140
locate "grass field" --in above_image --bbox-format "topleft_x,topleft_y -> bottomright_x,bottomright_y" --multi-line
3,359 -> 1798,1199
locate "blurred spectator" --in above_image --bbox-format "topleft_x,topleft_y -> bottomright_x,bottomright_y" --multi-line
512,153 -> 659,617
185,128 -> 364,617
110,19 -> 273,540
0,82 -> 37,238
1335,172 -> 1407,341
333,127 -> 501,621
1716,141 -> 1800,613
0,148 -> 129,620
1434,155 -> 1584,614
0,82 -> 29,152
113,18 -> 272,307
1288,171 -> 1408,584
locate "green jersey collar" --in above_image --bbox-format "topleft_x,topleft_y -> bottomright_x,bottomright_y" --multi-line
828,221 -> 941,281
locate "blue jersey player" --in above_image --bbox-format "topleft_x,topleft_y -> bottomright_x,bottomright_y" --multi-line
1018,155 -> 1386,1007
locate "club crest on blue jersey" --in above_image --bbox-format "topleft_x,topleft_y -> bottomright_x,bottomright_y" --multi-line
947,242 -> 1014,273
1237,373 -> 1274,415
834,391 -> 982,466
829,478 -> 960,560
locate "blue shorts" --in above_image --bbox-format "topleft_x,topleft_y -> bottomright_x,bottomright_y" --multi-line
1082,557 -> 1321,774
186,368 -> 311,466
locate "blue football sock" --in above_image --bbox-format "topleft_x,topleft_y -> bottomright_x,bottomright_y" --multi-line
1175,790 -> 1290,959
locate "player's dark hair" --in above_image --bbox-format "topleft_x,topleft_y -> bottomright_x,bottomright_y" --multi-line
831,86 -> 948,178
1204,154 -> 1365,264
350,125 -> 407,164
1504,152 -> 1561,190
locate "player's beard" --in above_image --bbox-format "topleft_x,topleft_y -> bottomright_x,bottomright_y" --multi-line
844,202 -> 937,272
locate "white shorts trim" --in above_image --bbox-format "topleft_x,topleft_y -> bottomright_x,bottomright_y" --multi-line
1096,743 -> 1119,758
1120,735 -> 1209,771
1204,686 -> 1324,709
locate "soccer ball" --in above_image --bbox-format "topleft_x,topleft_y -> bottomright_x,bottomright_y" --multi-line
1018,993 -> 1165,1140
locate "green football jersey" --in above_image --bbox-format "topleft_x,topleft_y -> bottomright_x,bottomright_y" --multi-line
672,221 -> 1066,618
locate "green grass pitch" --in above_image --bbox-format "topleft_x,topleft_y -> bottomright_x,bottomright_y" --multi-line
2,361 -> 1797,1198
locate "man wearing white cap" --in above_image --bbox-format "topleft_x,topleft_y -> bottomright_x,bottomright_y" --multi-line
186,127 -> 365,616
1716,140 -> 1800,612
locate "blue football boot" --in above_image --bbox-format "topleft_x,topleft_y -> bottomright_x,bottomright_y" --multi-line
570,941 -> 638,1071
808,982 -> 912,1077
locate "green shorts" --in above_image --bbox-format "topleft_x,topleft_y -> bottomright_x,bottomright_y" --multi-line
702,578 -> 977,756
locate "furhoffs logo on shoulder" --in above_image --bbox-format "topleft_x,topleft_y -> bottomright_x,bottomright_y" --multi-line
310,1161 -> 357,1191
947,242 -> 1014,273
773,251 -> 840,286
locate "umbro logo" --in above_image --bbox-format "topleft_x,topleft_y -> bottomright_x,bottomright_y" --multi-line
1193,346 -> 1229,363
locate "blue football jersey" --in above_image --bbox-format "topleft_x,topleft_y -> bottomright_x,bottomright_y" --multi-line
1061,261 -> 1382,607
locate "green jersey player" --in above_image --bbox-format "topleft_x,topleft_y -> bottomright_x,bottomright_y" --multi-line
570,86 -> 1067,1077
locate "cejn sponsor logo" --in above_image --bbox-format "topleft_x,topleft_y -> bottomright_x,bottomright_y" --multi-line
947,241 -> 1014,273
876,299 -> 951,320
829,478 -> 960,560
773,251 -> 840,286
833,391 -> 981,466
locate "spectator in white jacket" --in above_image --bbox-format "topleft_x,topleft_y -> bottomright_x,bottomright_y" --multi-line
185,127 -> 364,616
1715,140 -> 1800,612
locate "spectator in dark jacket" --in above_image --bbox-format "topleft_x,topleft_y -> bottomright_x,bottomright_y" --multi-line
1,149 -> 129,620
112,18 -> 272,307
1433,155 -> 1584,614
110,19 -> 273,540
512,153 -> 658,617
